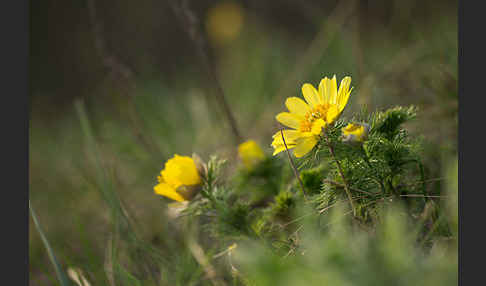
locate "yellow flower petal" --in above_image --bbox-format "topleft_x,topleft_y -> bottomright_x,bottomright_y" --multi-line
337,76 -> 352,112
326,105 -> 340,124
272,144 -> 296,156
271,129 -> 302,145
300,131 -> 316,137
293,136 -> 318,158
318,77 -> 329,103
340,88 -> 352,113
285,97 -> 310,116
271,129 -> 304,155
276,112 -> 301,129
301,83 -> 320,108
329,75 -> 338,104
154,183 -> 186,202
337,76 -> 351,102
319,75 -> 338,105
311,118 -> 326,135
162,155 -> 201,189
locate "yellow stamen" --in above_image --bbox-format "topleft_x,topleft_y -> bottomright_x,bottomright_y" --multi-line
299,103 -> 334,132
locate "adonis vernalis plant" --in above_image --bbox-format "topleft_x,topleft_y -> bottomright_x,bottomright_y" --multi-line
35,72 -> 455,286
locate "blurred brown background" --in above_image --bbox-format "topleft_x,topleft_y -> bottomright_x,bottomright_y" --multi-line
31,0 -> 457,112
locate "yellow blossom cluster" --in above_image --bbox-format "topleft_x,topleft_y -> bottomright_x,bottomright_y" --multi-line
154,75 -> 356,201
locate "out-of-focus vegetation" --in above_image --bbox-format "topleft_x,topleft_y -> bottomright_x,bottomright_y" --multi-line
30,0 -> 457,285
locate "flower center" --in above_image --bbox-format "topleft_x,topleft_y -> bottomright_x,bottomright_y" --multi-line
299,104 -> 330,132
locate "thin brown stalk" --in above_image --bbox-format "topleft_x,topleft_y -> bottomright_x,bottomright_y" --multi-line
86,0 -> 163,158
322,129 -> 356,216
399,194 -> 447,198
397,178 -> 445,189
86,0 -> 135,84
319,200 -> 345,215
279,212 -> 314,229
280,128 -> 308,200
212,243 -> 237,260
167,0 -> 243,145
318,195 -> 367,215
322,197 -> 390,229
226,245 -> 240,280
271,0 -> 357,106
323,179 -> 445,199
187,239 -> 225,286
103,236 -> 115,286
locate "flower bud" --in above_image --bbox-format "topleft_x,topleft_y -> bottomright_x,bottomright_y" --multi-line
238,140 -> 265,169
341,123 -> 370,144
192,153 -> 208,179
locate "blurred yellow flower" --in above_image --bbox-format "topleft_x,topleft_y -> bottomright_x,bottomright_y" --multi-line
154,154 -> 202,202
271,75 -> 353,157
341,123 -> 369,143
206,1 -> 244,46
238,140 -> 265,169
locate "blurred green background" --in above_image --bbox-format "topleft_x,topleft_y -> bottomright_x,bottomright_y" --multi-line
29,0 -> 457,284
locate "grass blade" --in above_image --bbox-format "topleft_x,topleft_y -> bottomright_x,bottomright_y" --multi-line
29,200 -> 72,286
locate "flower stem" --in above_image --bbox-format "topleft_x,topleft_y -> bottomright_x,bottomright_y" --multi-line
322,129 -> 356,216
280,128 -> 308,200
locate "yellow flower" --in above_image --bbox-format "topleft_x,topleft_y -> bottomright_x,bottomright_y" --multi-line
206,1 -> 244,46
271,75 -> 353,157
341,123 -> 369,143
154,154 -> 202,202
238,140 -> 265,169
